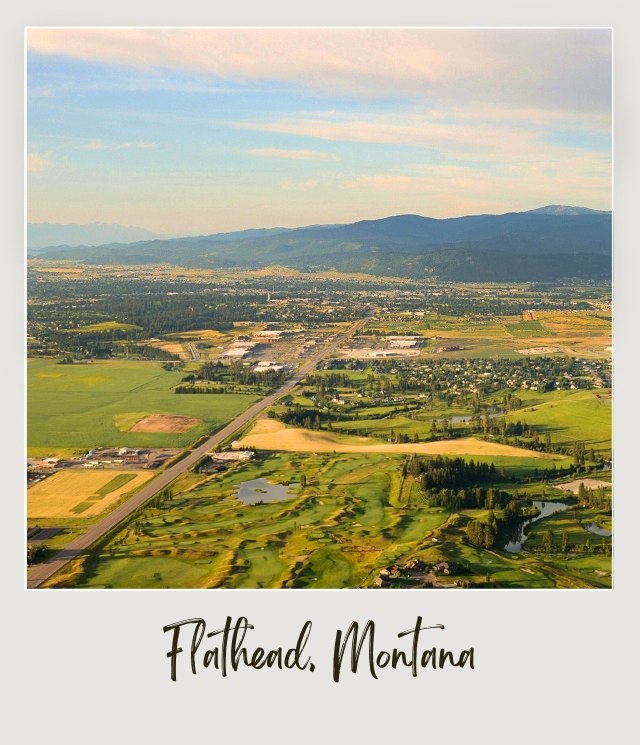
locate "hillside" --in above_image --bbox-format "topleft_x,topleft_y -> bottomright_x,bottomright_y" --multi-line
33,207 -> 612,281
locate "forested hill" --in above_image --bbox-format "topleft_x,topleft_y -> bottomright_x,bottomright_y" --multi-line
33,207 -> 612,282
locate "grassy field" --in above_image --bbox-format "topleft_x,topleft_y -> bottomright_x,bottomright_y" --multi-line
28,358 -> 258,456
505,319 -> 552,337
28,469 -> 154,518
70,321 -> 142,333
505,389 -> 612,453
46,451 -> 611,589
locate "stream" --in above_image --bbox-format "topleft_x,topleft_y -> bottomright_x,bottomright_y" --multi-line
504,500 -> 570,553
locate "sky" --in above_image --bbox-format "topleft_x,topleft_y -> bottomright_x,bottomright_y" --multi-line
27,28 -> 612,235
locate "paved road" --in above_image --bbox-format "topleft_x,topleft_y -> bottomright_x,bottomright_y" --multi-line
27,315 -> 371,588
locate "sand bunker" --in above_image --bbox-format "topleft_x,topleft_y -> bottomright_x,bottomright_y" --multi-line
130,414 -> 201,433
553,478 -> 611,494
234,419 -> 558,459
518,346 -> 561,355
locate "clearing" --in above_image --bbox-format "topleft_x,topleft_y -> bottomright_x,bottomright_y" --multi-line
552,478 -> 611,494
129,414 -> 201,433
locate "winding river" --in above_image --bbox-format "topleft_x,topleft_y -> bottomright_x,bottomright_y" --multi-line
504,500 -> 570,553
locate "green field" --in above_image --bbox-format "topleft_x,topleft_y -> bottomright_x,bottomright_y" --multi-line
28,358 -> 257,455
48,451 -> 611,589
69,321 -> 142,333
505,389 -> 612,453
505,320 -> 551,337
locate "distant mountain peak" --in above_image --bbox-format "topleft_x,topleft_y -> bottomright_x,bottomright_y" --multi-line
27,222 -> 176,250
524,205 -> 610,216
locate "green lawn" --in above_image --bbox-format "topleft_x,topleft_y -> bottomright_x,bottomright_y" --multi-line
28,358 -> 258,455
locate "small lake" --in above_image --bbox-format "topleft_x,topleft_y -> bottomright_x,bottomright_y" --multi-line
504,500 -> 570,553
236,478 -> 297,505
584,523 -> 612,537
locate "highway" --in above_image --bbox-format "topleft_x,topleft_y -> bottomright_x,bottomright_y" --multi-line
27,315 -> 371,588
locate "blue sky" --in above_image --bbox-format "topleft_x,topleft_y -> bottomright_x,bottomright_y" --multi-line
27,29 -> 612,234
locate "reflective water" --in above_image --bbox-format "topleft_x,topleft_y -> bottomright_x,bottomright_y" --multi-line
584,522 -> 612,537
236,478 -> 297,505
504,500 -> 570,553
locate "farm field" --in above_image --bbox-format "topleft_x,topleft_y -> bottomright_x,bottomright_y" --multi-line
358,309 -> 611,359
28,469 -> 154,519
27,358 -> 258,456
47,451 -> 611,589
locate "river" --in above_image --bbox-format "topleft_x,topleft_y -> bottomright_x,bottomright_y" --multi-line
504,500 -> 570,553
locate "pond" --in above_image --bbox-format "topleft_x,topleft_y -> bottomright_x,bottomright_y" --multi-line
584,522 -> 612,537
236,478 -> 297,505
504,500 -> 570,553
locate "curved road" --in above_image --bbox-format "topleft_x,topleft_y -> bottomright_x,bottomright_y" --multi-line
27,315 -> 371,588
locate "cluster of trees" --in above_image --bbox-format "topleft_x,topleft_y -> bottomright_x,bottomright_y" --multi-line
405,455 -> 498,489
175,384 -> 226,394
466,501 -> 524,548
270,407 -> 325,430
424,487 -> 515,512
577,481 -> 612,511
195,360 -> 288,388
27,543 -> 48,565
304,372 -> 353,391
130,344 -> 180,361
466,513 -> 500,548
535,529 -> 611,555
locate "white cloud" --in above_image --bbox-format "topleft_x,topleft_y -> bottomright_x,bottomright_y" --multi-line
232,111 -> 611,173
27,28 -> 611,114
245,148 -> 337,161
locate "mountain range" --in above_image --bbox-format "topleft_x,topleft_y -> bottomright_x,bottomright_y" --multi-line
27,222 -> 181,250
30,206 -> 612,282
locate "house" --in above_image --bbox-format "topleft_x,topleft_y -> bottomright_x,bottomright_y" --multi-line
432,561 -> 455,575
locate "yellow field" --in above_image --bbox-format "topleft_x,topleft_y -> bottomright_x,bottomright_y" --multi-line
35,267 -> 84,274
155,342 -> 189,359
28,469 -> 154,519
233,419 -> 560,459
164,328 -> 229,342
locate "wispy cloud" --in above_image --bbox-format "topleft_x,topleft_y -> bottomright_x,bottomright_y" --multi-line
234,114 -> 532,150
27,28 -> 611,114
79,140 -> 157,151
27,153 -> 53,172
245,148 -> 337,161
